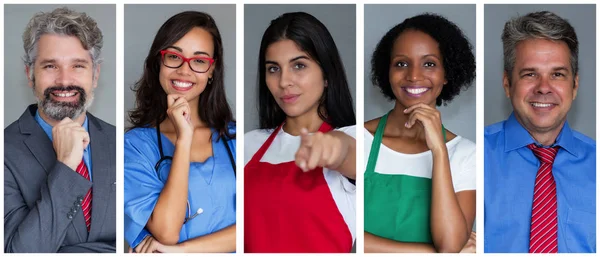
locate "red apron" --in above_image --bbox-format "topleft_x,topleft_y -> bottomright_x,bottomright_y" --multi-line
244,122 -> 352,253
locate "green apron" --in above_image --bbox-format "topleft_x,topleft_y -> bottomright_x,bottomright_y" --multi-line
364,112 -> 446,243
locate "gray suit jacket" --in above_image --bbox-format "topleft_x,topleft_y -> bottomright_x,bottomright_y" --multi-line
4,105 -> 116,253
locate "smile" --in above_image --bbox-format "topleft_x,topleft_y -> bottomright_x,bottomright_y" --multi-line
171,80 -> 194,91
52,92 -> 77,97
402,87 -> 430,96
530,102 -> 556,108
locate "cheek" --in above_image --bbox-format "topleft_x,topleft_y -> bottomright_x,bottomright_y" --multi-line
265,75 -> 280,94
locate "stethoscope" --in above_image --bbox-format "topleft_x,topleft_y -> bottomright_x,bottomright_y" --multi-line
154,122 -> 236,224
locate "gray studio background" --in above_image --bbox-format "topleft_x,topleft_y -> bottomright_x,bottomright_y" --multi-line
124,4 -> 236,129
244,4 -> 356,132
364,4 -> 476,142
4,4 -> 116,127
484,4 -> 596,139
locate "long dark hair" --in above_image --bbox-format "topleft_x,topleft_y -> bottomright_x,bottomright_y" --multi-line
257,12 -> 355,129
128,11 -> 234,139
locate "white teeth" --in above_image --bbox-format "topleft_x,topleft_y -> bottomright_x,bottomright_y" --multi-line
406,88 -> 428,94
54,92 -> 76,97
173,80 -> 193,88
531,102 -> 553,108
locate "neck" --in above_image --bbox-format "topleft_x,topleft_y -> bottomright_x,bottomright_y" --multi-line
39,108 -> 86,127
283,109 -> 323,136
528,124 -> 564,147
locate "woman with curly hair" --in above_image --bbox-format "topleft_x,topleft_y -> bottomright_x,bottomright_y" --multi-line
124,11 -> 235,253
364,13 -> 476,253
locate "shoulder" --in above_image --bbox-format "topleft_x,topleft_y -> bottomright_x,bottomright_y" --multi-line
484,120 -> 505,138
364,117 -> 381,135
572,129 -> 596,151
484,120 -> 506,149
244,128 -> 273,164
335,125 -> 357,138
124,127 -> 157,148
88,113 -> 116,136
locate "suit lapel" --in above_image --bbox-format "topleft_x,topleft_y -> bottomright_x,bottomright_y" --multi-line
20,106 -> 55,175
87,114 -> 113,241
19,105 -> 89,241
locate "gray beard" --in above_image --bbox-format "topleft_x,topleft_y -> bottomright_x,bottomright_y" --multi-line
34,84 -> 93,121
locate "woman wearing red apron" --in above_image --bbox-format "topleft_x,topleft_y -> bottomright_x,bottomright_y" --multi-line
244,12 -> 357,253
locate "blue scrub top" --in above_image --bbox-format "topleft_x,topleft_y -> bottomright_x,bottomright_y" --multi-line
124,124 -> 236,248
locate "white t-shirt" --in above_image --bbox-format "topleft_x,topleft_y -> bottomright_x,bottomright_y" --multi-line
245,125 -> 357,242
364,128 -> 476,192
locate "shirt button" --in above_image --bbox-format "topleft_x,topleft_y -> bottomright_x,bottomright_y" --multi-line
77,196 -> 84,204
71,207 -> 78,214
74,201 -> 81,208
67,213 -> 73,220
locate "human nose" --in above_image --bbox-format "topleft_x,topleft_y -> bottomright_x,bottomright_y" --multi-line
535,75 -> 553,94
406,66 -> 423,82
176,59 -> 194,75
279,68 -> 293,88
55,67 -> 75,86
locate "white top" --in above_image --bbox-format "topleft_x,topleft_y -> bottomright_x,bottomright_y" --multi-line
364,128 -> 476,192
245,125 -> 357,242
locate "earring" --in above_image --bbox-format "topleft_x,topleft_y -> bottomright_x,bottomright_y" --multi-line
208,77 -> 213,84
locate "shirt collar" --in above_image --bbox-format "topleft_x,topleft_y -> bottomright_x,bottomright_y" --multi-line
504,112 -> 579,157
34,110 -> 89,142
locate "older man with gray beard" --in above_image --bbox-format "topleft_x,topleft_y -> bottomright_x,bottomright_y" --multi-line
4,7 -> 115,253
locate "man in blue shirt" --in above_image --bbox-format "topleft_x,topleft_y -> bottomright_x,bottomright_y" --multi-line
485,11 -> 595,253
4,7 -> 116,253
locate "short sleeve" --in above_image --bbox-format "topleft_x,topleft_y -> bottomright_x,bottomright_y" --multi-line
123,130 -> 164,248
452,140 -> 476,192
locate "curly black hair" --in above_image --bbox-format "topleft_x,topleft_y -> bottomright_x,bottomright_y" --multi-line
370,13 -> 475,106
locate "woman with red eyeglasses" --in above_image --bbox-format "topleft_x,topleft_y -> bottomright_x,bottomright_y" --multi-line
124,11 -> 236,253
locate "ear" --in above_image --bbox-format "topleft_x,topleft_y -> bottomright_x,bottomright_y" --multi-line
208,59 -> 216,79
93,64 -> 101,89
25,65 -> 34,88
502,71 -> 511,98
572,74 -> 579,100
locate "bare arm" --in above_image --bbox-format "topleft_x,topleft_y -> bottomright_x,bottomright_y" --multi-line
177,224 -> 236,253
145,138 -> 191,245
430,147 -> 476,252
364,231 -> 436,253
328,131 -> 356,180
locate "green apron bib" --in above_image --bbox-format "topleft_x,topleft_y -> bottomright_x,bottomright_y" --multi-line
364,112 -> 446,243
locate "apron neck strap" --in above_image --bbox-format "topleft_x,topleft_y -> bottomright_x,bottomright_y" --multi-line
365,111 -> 447,174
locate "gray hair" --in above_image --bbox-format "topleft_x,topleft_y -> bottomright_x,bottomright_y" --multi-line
502,11 -> 578,79
22,7 -> 103,78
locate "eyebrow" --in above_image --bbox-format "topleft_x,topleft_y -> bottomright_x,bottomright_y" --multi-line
166,46 -> 211,56
38,58 -> 90,64
392,54 -> 441,60
265,55 -> 310,65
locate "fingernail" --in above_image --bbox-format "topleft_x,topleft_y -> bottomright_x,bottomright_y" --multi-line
403,109 -> 408,113
405,122 -> 409,127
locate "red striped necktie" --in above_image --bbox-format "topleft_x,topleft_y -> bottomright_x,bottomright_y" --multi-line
76,160 -> 92,231
527,144 -> 559,253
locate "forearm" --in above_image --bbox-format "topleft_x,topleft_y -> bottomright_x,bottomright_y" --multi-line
147,139 -> 191,244
364,231 -> 436,253
178,224 -> 236,253
329,131 -> 356,179
57,241 -> 116,253
429,147 -> 469,252
4,162 -> 91,253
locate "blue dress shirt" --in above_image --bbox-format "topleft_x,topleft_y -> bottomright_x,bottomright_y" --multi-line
35,110 -> 93,180
485,113 -> 595,253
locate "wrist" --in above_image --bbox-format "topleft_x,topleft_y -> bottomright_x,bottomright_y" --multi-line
431,144 -> 448,157
58,159 -> 79,171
